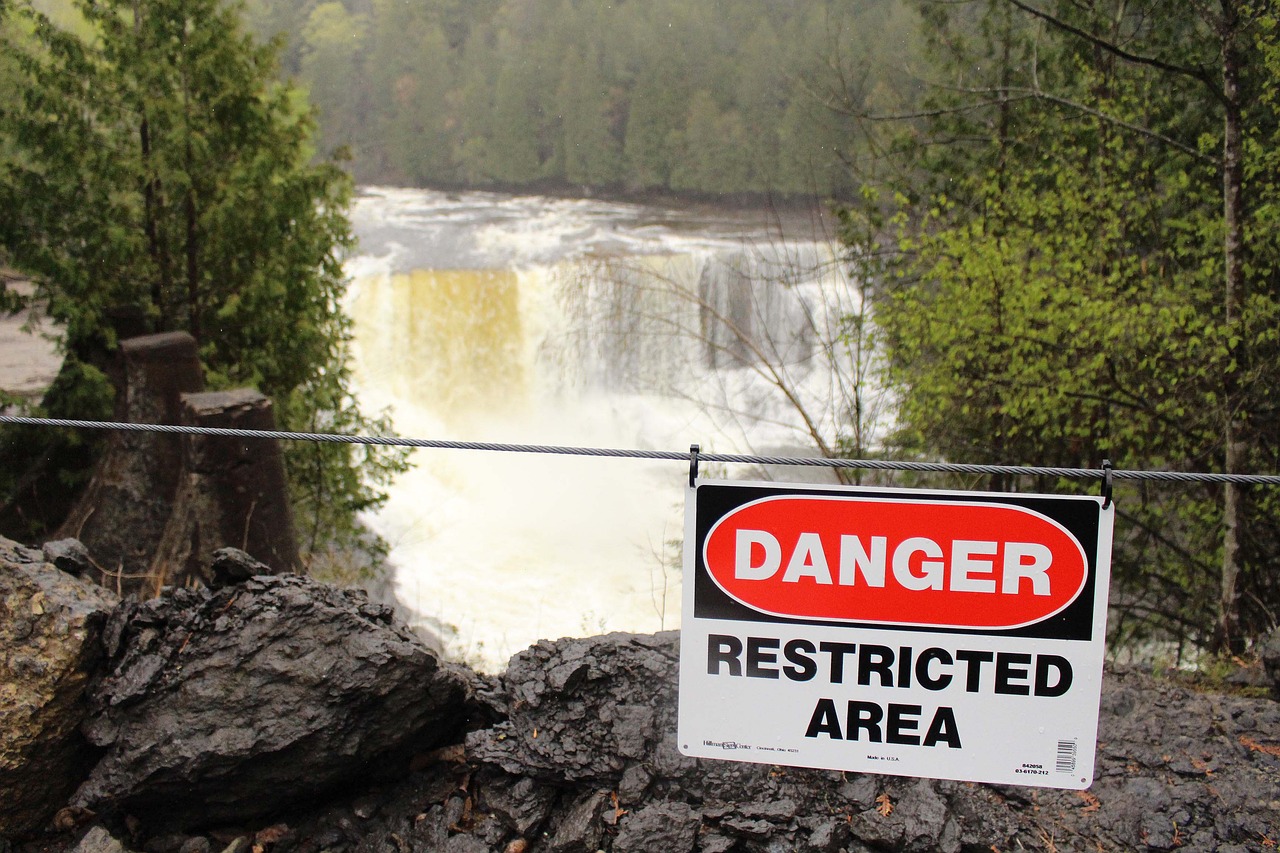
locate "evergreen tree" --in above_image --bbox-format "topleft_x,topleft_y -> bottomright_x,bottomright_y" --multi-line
622,64 -> 686,191
241,0 -> 317,76
299,1 -> 368,161
666,90 -> 717,193
0,0 -> 407,562
734,19 -> 785,193
451,22 -> 499,185
486,54 -> 541,185
379,15 -> 454,184
558,46 -> 623,188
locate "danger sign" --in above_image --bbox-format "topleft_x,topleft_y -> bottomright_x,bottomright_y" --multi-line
678,479 -> 1115,789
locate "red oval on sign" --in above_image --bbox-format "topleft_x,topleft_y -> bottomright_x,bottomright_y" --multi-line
703,496 -> 1089,629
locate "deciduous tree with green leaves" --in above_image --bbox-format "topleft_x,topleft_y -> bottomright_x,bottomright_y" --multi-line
848,0 -> 1280,651
0,0 -> 407,566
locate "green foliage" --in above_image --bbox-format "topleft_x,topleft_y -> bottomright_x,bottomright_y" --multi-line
622,64 -> 686,191
0,0 -> 408,563
237,0 -> 918,199
850,0 -> 1280,648
557,46 -> 623,187
360,0 -> 453,183
300,2 -> 368,159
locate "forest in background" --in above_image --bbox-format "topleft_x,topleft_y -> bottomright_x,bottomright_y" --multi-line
17,0 -> 924,199
236,0 -> 919,198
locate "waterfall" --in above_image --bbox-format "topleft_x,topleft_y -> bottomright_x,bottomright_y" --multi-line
349,268 -> 535,422
345,187 -> 872,670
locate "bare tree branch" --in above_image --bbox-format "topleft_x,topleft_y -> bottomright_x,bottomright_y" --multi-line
941,81 -> 1218,163
1003,0 -> 1219,93
824,93 -> 1041,123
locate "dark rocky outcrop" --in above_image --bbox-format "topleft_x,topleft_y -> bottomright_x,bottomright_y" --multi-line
42,539 -> 97,579
468,634 -> 679,785
206,547 -> 272,589
3,536 -> 1277,852
0,538 -> 118,836
70,826 -> 131,853
191,632 -> 1276,853
459,633 -> 1280,851
70,573 -> 472,831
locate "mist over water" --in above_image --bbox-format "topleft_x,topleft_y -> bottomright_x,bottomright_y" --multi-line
345,187 -> 871,670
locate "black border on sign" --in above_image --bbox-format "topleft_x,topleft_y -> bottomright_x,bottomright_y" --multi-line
692,482 -> 1102,642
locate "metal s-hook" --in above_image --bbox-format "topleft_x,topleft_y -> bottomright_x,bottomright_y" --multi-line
689,443 -> 700,489
1101,459 -> 1113,509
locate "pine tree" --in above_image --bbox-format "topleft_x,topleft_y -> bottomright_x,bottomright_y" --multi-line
299,1 -> 368,162
0,0 -> 407,562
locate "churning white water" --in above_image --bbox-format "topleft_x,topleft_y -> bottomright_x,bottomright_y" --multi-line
345,187 -> 882,670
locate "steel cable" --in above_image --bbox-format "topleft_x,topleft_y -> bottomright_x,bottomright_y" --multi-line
3,414 -> 1280,485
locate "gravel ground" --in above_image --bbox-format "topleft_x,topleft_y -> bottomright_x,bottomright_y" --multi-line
0,275 -> 62,404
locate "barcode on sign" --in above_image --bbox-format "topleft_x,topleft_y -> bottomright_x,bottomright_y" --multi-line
1056,740 -> 1078,773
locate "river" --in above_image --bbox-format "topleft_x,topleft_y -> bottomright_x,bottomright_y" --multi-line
346,187 -> 882,670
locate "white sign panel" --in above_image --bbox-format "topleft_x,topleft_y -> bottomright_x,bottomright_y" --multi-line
678,479 -> 1114,789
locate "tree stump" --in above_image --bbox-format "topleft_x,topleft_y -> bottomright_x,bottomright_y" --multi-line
56,332 -> 204,593
149,389 -> 299,588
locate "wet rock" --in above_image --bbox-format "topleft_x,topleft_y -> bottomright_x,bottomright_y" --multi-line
467,632 -> 680,784
206,548 -> 270,590
545,790 -> 606,853
42,539 -> 96,578
14,621 -> 1280,853
1262,626 -> 1280,700
615,763 -> 650,805
70,574 -> 472,831
72,827 -> 131,853
0,537 -> 118,837
611,801 -> 699,853
480,777 -> 555,837
804,817 -> 851,853
1024,666 -> 1280,851
440,837 -> 488,853
849,778 -> 960,853
462,632 -> 1279,852
140,834 -> 189,853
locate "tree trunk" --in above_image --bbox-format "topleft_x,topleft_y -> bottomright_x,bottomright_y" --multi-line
1215,0 -> 1246,654
150,389 -> 300,590
55,332 -> 205,595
